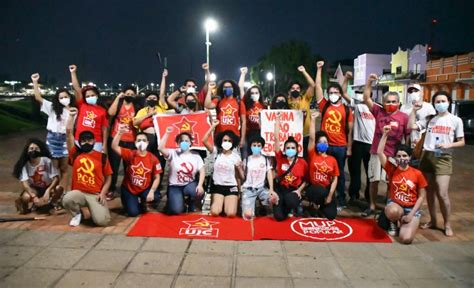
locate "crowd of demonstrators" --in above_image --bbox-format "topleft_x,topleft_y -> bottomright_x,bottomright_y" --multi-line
11,60 -> 465,242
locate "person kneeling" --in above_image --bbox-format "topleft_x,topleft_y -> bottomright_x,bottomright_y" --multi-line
159,128 -> 205,214
241,136 -> 278,220
378,125 -> 427,244
112,125 -> 162,217
62,108 -> 112,227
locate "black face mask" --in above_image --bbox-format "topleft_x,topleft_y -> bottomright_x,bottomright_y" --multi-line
28,151 -> 41,159
290,90 -> 300,98
275,101 -> 287,109
80,143 -> 94,153
123,96 -> 134,103
186,101 -> 197,110
147,99 -> 158,107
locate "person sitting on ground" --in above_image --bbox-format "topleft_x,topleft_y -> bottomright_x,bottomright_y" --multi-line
240,135 -> 278,220
378,124 -> 427,244
13,139 -> 61,214
62,108 -> 113,227
112,125 -> 162,217
306,112 -> 339,220
159,128 -> 205,214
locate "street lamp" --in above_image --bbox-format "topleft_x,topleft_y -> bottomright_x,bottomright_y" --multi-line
209,73 -> 217,82
266,70 -> 276,98
4,81 -> 21,92
266,72 -> 274,81
204,18 -> 218,67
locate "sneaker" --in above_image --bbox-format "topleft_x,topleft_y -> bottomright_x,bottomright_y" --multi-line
388,222 -> 398,236
69,213 -> 82,227
361,208 -> 374,217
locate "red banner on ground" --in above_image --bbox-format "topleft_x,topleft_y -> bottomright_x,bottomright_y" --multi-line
127,213 -> 252,241
253,217 -> 391,243
153,112 -> 212,150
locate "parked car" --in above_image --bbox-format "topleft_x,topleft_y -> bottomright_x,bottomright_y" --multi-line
452,100 -> 474,141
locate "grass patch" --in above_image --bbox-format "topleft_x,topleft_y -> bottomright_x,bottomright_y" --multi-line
0,110 -> 41,135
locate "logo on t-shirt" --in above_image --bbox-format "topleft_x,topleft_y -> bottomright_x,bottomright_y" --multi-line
130,161 -> 151,186
291,218 -> 353,240
177,162 -> 195,184
31,166 -> 47,188
392,177 -> 415,204
324,110 -> 342,133
220,104 -> 237,125
313,161 -> 332,183
179,218 -> 219,238
82,111 -> 97,128
284,173 -> 296,184
77,158 -> 96,186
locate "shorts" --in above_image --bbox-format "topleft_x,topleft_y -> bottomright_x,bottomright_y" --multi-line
387,200 -> 421,218
368,154 -> 387,182
46,131 -> 68,158
419,150 -> 453,175
211,184 -> 239,197
241,186 -> 271,217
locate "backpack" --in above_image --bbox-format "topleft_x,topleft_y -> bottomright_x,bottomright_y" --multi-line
321,101 -> 351,136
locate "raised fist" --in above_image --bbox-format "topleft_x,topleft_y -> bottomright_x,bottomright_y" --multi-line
166,127 -> 173,133
69,107 -> 78,117
311,111 -> 320,119
212,119 -> 220,127
368,74 -> 378,82
69,65 -> 77,73
297,66 -> 306,72
383,125 -> 391,134
317,61 -> 324,68
240,67 -> 248,74
202,63 -> 209,70
162,69 -> 168,78
345,71 -> 353,79
31,73 -> 40,82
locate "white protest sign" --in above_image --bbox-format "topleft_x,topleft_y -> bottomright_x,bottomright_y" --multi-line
260,109 -> 304,157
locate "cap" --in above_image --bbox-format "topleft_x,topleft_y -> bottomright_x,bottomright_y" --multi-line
407,83 -> 422,92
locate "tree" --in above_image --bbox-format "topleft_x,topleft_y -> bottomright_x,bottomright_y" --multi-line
249,41 -> 324,102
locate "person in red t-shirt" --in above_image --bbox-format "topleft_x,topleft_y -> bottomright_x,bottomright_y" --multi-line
62,108 -> 113,227
273,113 -> 308,221
306,112 -> 339,220
69,65 -> 109,153
107,85 -> 140,199
112,126 -> 162,217
378,125 -> 427,244
204,80 -> 243,138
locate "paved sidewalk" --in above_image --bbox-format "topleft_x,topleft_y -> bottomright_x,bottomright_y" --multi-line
0,229 -> 473,288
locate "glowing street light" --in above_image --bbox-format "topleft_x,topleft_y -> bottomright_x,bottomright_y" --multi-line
209,73 -> 217,82
266,72 -> 274,81
4,81 -> 21,92
204,18 -> 218,67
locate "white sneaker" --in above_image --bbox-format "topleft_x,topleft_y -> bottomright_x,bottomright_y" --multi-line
388,222 -> 398,236
69,213 -> 82,227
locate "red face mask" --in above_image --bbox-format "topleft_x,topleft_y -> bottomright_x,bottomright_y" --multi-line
384,103 -> 398,113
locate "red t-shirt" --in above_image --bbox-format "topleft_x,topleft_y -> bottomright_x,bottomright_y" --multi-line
385,161 -> 427,207
216,97 -> 240,136
111,104 -> 136,142
121,148 -> 162,195
319,98 -> 353,146
275,151 -> 308,189
370,105 -> 410,156
69,146 -> 113,194
240,100 -> 264,134
74,99 -> 109,142
308,150 -> 339,187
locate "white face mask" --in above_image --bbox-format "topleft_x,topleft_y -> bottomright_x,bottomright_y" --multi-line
408,92 -> 421,104
352,93 -> 363,102
328,93 -> 340,103
221,141 -> 232,151
59,98 -> 70,107
135,141 -> 148,151
250,93 -> 260,102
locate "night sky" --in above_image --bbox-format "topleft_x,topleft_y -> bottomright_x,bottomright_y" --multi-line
2,0 -> 474,87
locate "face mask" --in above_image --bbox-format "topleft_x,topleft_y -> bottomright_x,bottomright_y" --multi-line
435,102 -> 449,113
251,146 -> 262,155
180,141 -> 190,151
290,90 -> 300,98
223,87 -> 233,97
85,96 -> 98,105
352,93 -> 363,102
186,101 -> 197,110
135,141 -> 148,151
316,142 -> 329,153
285,148 -> 297,157
80,143 -> 94,153
384,103 -> 398,113
408,92 -> 421,104
221,141 -> 233,151
28,150 -> 41,159
250,93 -> 260,102
147,99 -> 158,107
328,93 -> 340,104
59,98 -> 70,106
186,87 -> 196,94
275,101 -> 287,109
123,96 -> 134,103
396,158 -> 410,169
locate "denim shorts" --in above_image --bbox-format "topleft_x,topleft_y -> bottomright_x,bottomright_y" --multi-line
241,186 -> 271,218
46,131 -> 68,158
387,200 -> 422,218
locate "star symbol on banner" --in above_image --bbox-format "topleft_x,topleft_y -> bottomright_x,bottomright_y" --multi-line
182,218 -> 220,229
172,116 -> 198,133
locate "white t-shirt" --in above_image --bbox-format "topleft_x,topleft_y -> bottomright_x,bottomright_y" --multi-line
349,99 -> 375,144
41,99 -> 70,134
400,102 -> 436,146
167,149 -> 204,186
421,113 -> 464,153
20,157 -> 59,189
212,147 -> 241,186
242,155 -> 272,188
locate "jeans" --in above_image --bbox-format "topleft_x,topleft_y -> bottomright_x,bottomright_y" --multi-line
120,186 -> 153,217
167,182 -> 199,214
327,145 -> 347,207
108,138 -> 135,193
273,184 -> 301,221
306,184 -> 337,220
241,186 -> 270,219
348,141 -> 371,201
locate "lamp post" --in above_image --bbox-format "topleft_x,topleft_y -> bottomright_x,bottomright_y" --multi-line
266,72 -> 274,98
4,81 -> 21,93
204,18 -> 218,67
